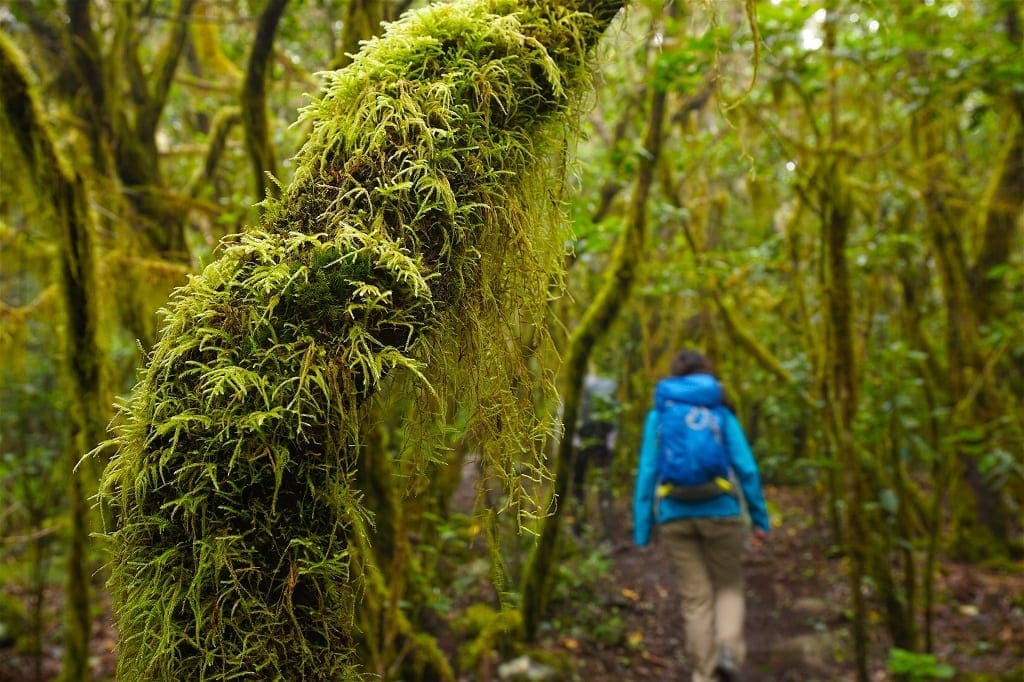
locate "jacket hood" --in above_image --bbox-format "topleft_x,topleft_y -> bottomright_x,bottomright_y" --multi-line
655,373 -> 722,408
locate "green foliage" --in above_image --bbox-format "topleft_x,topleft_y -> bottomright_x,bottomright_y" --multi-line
456,603 -> 523,670
886,648 -> 955,679
547,544 -> 624,642
97,0 -> 616,678
0,594 -> 29,650
651,32 -> 716,94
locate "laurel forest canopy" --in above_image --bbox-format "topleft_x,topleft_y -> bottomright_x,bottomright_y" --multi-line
0,0 -> 1022,681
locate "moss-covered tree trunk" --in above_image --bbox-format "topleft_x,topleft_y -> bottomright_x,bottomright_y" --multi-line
351,418 -> 453,680
906,4 -> 1023,562
0,33 -> 107,682
820,157 -> 870,682
915,103 -> 1018,561
820,8 -> 869,680
97,0 -> 625,678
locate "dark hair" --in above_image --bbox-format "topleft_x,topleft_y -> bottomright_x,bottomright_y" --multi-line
669,349 -> 715,377
670,349 -> 736,412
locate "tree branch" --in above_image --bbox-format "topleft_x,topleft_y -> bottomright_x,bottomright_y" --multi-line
186,105 -> 242,198
242,0 -> 289,201
139,0 -> 199,141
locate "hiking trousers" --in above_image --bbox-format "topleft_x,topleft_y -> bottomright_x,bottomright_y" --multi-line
660,517 -> 747,682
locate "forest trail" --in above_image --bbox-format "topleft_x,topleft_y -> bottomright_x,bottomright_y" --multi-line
544,485 -> 856,681
576,485 -> 855,681
554,485 -> 1024,681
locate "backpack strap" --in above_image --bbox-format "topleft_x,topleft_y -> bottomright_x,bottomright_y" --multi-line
657,476 -> 738,501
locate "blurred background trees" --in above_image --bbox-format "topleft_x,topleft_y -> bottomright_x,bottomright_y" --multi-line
1,0 -> 1020,680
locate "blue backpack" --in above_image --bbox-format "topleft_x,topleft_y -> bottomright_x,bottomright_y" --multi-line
654,377 -> 732,497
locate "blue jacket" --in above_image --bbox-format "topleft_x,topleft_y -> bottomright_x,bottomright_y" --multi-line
632,373 -> 770,546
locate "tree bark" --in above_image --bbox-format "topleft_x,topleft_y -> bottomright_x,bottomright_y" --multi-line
902,3 -> 1023,561
242,0 -> 289,202
113,0 -> 199,257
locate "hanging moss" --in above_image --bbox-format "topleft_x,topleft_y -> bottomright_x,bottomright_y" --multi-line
98,0 -> 623,678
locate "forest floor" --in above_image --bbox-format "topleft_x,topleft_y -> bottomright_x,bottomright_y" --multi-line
1,486 -> 1022,681
539,485 -> 1024,682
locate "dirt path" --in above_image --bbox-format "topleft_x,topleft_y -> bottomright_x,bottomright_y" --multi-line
558,485 -> 857,681
555,485 -> 1024,681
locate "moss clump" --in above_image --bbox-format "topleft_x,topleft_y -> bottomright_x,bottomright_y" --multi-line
99,0 -> 622,678
456,603 -> 523,672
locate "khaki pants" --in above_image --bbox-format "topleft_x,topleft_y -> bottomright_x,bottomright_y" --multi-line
659,517 -> 747,682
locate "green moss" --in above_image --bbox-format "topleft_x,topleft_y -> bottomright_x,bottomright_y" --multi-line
98,0 -> 621,679
456,603 -> 522,671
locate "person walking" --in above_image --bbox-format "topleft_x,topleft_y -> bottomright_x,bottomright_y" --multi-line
632,349 -> 770,682
572,373 -> 619,537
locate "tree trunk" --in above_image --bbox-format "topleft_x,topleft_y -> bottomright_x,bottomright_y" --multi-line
820,8 -> 869,679
0,33 -> 106,682
916,112 -> 1013,559
820,157 -> 870,682
904,3 -> 1024,561
111,0 -> 199,257
353,421 -> 454,680
242,0 -> 289,202
334,0 -> 391,70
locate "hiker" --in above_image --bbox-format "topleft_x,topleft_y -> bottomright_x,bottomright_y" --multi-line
572,373 -> 619,536
632,349 -> 770,682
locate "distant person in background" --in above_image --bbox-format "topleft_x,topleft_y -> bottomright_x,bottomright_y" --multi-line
632,350 -> 770,682
572,373 -> 619,537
